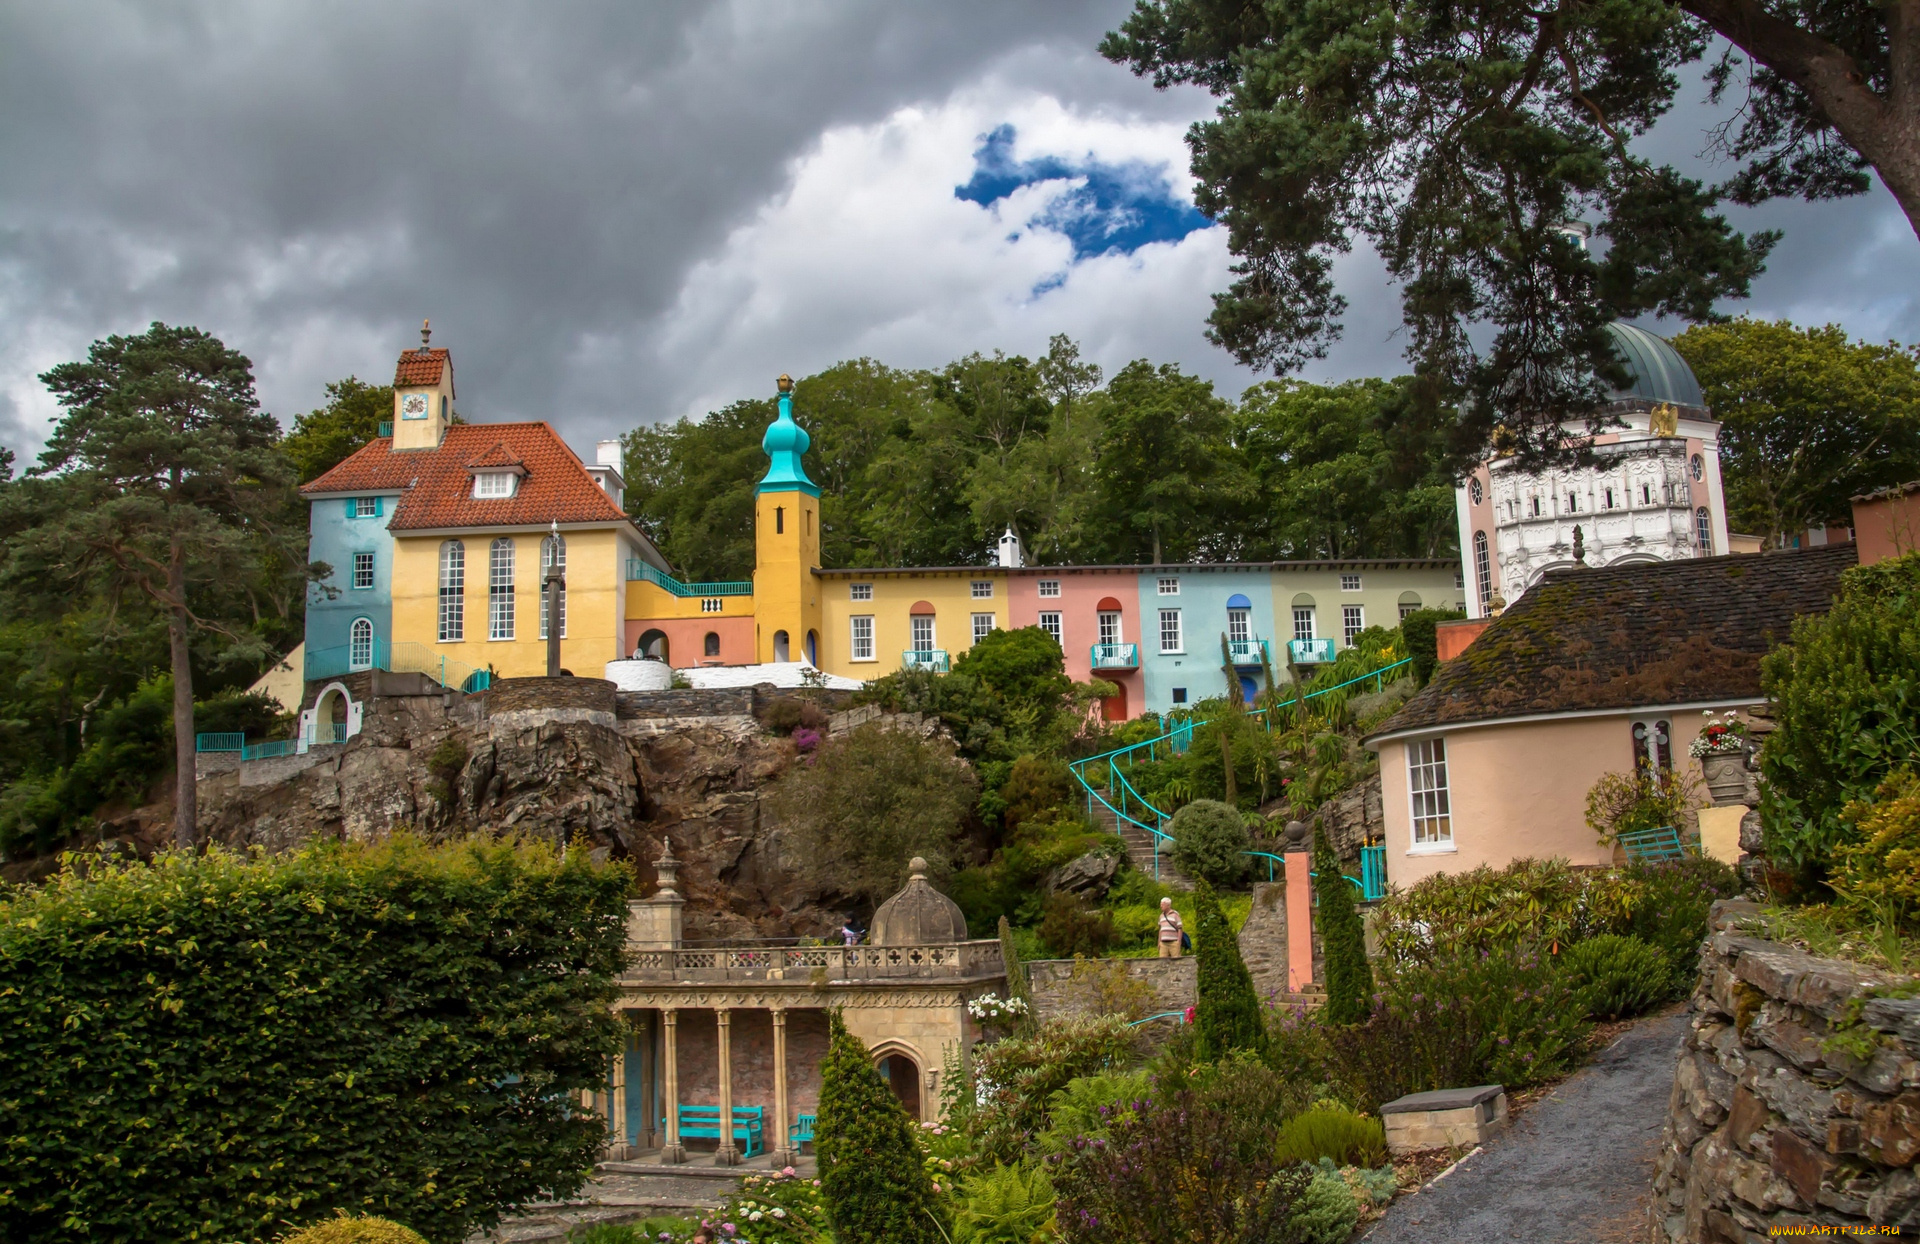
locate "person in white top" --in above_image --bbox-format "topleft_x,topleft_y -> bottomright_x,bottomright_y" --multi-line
1158,897 -> 1184,959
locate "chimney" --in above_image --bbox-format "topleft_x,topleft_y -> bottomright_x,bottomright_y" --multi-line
997,526 -> 1024,569
585,438 -> 625,509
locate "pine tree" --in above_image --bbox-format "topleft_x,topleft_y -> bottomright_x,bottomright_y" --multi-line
815,1010 -> 947,1244
1314,820 -> 1373,1024
1193,879 -> 1269,1060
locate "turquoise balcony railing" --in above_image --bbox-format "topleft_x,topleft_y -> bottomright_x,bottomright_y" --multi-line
1360,844 -> 1387,900
1288,638 -> 1335,664
195,732 -> 245,753
1090,643 -> 1139,670
242,739 -> 300,760
625,560 -> 754,597
305,639 -> 492,693
902,649 -> 950,673
1226,638 -> 1270,665
377,421 -> 392,438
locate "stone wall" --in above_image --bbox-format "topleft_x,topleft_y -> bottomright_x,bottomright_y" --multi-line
1649,900 -> 1920,1238
616,688 -> 757,721
1026,957 -> 1196,1024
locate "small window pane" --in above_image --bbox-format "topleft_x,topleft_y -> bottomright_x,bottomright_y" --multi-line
1340,573 -> 1361,591
438,540 -> 464,642
352,552 -> 375,590
489,539 -> 516,640
1408,738 -> 1452,845
911,616 -> 935,651
1038,612 -> 1062,645
850,583 -> 873,601
1037,580 -> 1061,598
1157,577 -> 1179,596
1342,604 -> 1364,646
1292,608 -> 1315,642
971,581 -> 993,599
1098,611 -> 1121,647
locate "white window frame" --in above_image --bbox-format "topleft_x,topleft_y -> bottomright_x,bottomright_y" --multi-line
1292,607 -> 1315,642
1469,477 -> 1483,505
489,538 -> 516,641
1399,602 -> 1420,621
910,615 -> 936,652
1098,611 -> 1122,647
438,540 -> 464,643
971,612 -> 995,643
1340,573 -> 1362,591
352,551 -> 375,591
1038,611 -> 1062,646
1474,531 -> 1492,612
1227,608 -> 1250,643
349,617 -> 374,671
1156,577 -> 1180,596
850,615 -> 875,662
1037,579 -> 1061,598
1158,608 -> 1182,654
1342,604 -> 1365,646
1407,737 -> 1454,850
539,535 -> 567,640
971,580 -> 993,599
352,496 -> 379,518
473,472 -> 517,499
850,582 -> 873,601
1696,507 -> 1713,554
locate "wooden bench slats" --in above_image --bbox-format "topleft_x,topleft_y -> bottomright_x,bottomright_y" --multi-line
663,1104 -> 764,1157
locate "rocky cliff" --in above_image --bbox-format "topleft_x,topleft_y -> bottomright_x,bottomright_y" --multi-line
196,678 -> 846,939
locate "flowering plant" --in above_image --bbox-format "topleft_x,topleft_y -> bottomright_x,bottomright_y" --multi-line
707,1168 -> 829,1244
1688,712 -> 1750,757
966,993 -> 1030,1024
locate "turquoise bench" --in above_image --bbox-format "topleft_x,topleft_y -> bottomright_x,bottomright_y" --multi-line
790,1112 -> 816,1150
665,1104 -> 764,1157
1618,825 -> 1688,863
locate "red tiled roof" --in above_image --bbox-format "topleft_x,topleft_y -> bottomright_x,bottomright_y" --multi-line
394,348 -> 451,388
301,422 -> 628,530
464,442 -> 526,471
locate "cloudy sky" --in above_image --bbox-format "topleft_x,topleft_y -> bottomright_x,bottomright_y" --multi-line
3,1 -> 1917,461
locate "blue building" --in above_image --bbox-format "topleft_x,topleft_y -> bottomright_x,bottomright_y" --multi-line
1134,566 -> 1281,710
304,487 -> 403,671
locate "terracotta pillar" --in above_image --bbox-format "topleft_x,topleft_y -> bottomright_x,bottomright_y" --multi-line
715,1008 -> 740,1165
661,1008 -> 685,1163
772,1009 -> 795,1167
1285,850 -> 1314,992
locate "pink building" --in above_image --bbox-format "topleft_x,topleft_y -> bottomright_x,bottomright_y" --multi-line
1005,568 -> 1143,721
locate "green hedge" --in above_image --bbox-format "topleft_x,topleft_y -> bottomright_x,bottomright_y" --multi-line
0,836 -> 632,1244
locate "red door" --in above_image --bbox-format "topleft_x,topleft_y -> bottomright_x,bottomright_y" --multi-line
1101,682 -> 1129,722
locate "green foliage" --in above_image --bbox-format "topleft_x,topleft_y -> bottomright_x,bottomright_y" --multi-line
1832,770 -> 1920,930
1399,608 -> 1464,686
278,1217 -> 429,1244
953,1162 -> 1058,1244
0,835 -> 632,1244
817,1011 -> 948,1244
1761,552 -> 1920,876
1289,1165 -> 1362,1244
1314,822 -> 1372,1025
1617,858 -> 1745,980
1584,768 -> 1703,844
949,813 -> 1118,934
1562,934 -> 1674,1020
1101,0 -> 1787,476
952,628 -> 1075,719
766,722 -> 978,907
1038,894 -> 1115,958
719,1170 -> 832,1244
1272,1106 -> 1388,1168
1168,798 -> 1250,886
281,377 -> 397,484
1037,1071 -> 1153,1154
963,1016 -> 1138,1166
1193,879 -> 1268,1060
1093,359 -> 1236,565
1672,320 -> 1920,541
1000,754 -> 1074,833
998,915 -> 1037,1033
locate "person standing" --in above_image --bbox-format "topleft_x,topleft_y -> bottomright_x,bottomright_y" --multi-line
1158,897 -> 1184,959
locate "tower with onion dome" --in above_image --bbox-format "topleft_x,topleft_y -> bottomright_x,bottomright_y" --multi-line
752,374 -> 823,664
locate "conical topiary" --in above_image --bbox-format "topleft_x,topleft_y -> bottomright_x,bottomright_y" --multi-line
1314,820 -> 1372,1024
815,1010 -> 947,1244
1192,879 -> 1268,1059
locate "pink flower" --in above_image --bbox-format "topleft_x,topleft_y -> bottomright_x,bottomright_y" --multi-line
782,1166 -> 796,1176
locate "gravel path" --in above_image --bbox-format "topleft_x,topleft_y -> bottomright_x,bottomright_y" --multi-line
1363,1009 -> 1687,1243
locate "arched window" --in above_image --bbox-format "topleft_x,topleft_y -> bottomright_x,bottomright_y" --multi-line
1469,477 -> 1483,505
539,534 -> 567,640
703,631 -> 720,658
1691,453 -> 1704,481
1696,507 -> 1713,555
1474,531 -> 1492,613
438,540 -> 465,642
773,629 -> 790,662
349,618 -> 374,670
489,538 -> 515,640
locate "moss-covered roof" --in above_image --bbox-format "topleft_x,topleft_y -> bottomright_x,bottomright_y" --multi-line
1367,544 -> 1857,740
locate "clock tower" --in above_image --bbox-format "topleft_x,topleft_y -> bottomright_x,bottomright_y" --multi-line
391,319 -> 455,452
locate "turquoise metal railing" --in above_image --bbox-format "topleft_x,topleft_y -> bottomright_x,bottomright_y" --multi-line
625,560 -> 754,597
242,739 -> 299,761
1128,1010 -> 1189,1027
1072,657 -> 1413,879
377,421 -> 392,438
1288,638 -> 1335,664
1090,642 -> 1140,669
195,732 -> 244,753
1361,844 -> 1387,900
305,639 -> 492,693
1226,638 -> 1270,665
903,649 -> 950,673
309,722 -> 348,746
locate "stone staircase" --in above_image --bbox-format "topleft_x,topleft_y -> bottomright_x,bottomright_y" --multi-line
1087,791 -> 1193,890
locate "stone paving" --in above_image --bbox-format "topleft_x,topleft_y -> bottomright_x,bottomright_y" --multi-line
470,1153 -> 816,1243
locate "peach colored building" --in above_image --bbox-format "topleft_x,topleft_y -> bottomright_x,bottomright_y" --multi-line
1364,546 -> 1857,888
1852,482 -> 1920,567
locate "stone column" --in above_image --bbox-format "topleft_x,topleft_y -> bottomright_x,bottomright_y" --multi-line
715,1008 -> 740,1165
660,1008 -> 685,1163
772,1009 -> 796,1167
609,1029 -> 629,1160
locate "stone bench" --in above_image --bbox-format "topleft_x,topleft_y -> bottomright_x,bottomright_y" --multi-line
1380,1084 -> 1508,1154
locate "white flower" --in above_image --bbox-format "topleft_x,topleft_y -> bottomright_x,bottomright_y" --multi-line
772,1208 -> 787,1219
750,1211 -> 763,1221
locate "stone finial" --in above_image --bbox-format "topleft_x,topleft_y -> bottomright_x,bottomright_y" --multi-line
872,854 -> 966,946
909,856 -> 928,878
1283,819 -> 1310,851
655,844 -> 681,900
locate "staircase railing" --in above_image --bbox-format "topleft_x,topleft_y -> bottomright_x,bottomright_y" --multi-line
1072,658 -> 1412,881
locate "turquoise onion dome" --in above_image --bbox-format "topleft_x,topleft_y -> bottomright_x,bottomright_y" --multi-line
757,373 -> 820,496
1605,322 -> 1705,409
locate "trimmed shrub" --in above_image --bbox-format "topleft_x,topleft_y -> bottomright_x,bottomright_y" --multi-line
0,837 -> 631,1244
1273,1105 -> 1388,1168
1561,934 -> 1673,1020
1001,754 -> 1074,833
1169,798 -> 1250,886
1313,821 -> 1371,1024
1289,1165 -> 1363,1244
280,1218 -> 429,1244
1399,608 -> 1464,686
1833,770 -> 1920,929
816,1010 -> 947,1244
1039,893 -> 1115,958
1193,879 -> 1268,1059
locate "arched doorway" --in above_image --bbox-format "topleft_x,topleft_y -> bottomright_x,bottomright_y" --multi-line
1101,682 -> 1129,722
773,629 -> 791,662
637,629 -> 669,661
876,1052 -> 921,1120
805,629 -> 818,666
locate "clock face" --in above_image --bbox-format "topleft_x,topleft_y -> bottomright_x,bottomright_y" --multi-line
401,393 -> 430,420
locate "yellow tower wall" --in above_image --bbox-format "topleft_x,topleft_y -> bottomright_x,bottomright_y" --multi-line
752,489 -> 822,663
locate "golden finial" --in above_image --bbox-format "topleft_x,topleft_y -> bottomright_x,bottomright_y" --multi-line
776,374 -> 794,393
1650,402 -> 1679,437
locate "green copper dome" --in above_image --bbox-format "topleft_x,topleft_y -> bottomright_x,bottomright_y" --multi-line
1605,322 -> 1705,408
757,381 -> 819,497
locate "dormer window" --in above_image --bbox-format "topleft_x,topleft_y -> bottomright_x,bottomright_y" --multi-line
473,472 -> 518,499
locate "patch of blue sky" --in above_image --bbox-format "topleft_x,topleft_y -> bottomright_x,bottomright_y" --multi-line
955,124 -> 1211,261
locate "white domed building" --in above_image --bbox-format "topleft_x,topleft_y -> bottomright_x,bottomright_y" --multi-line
1455,323 -> 1733,617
